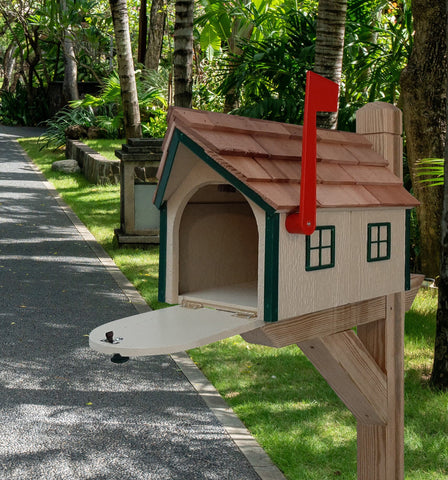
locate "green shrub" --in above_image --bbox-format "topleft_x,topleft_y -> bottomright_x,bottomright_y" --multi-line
0,84 -> 49,126
71,69 -> 168,139
39,106 -> 96,150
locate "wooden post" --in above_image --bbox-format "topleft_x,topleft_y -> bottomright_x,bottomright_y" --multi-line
356,102 -> 405,479
296,291 -> 405,479
356,102 -> 403,180
357,293 -> 405,480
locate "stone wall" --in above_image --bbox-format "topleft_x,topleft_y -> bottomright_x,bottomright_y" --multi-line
66,139 -> 120,185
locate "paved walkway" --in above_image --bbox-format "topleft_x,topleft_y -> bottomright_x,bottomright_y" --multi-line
0,127 -> 284,480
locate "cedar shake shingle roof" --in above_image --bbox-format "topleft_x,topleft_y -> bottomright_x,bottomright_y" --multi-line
157,107 -> 418,213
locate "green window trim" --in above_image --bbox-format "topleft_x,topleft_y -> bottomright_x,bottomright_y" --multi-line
405,210 -> 411,291
306,226 -> 336,271
264,211 -> 279,322
367,222 -> 391,262
158,202 -> 167,303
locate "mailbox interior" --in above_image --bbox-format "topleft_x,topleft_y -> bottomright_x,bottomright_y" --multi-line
178,184 -> 259,314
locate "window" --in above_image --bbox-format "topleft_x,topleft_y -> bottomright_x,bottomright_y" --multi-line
306,226 -> 335,271
367,223 -> 391,262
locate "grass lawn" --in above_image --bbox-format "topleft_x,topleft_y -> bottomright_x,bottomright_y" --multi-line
19,137 -> 448,480
82,138 -> 126,162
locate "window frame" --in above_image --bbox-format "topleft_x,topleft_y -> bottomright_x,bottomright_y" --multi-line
305,225 -> 336,271
367,222 -> 391,262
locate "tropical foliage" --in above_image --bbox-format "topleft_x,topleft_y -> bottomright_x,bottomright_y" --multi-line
214,0 -> 412,130
40,68 -> 168,148
416,158 -> 445,187
0,0 -> 413,131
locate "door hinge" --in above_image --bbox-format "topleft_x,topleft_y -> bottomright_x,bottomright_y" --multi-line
231,311 -> 257,319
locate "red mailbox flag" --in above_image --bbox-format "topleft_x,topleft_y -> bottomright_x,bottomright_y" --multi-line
285,71 -> 339,235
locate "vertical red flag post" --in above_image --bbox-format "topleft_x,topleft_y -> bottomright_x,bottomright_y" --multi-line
285,71 -> 339,235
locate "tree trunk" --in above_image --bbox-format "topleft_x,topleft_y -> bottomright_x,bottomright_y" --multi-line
62,32 -> 79,102
145,0 -> 166,70
137,0 -> 147,65
61,0 -> 79,102
109,0 -> 142,139
173,0 -> 194,108
314,0 -> 347,129
1,43 -> 16,92
400,0 -> 446,280
429,2 -> 448,391
431,129 -> 448,391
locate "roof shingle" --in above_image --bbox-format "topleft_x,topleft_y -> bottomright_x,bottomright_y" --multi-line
158,107 -> 418,212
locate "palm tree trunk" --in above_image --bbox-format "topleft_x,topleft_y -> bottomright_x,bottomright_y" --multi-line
61,0 -> 79,102
174,0 -> 194,108
109,0 -> 142,138
314,0 -> 347,129
62,32 -> 79,102
419,0 -> 448,391
431,133 -> 448,391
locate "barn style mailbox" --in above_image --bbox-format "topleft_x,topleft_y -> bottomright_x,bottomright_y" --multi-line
90,73 -> 423,480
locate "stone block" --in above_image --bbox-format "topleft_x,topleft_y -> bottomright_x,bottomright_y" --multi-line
52,159 -> 81,173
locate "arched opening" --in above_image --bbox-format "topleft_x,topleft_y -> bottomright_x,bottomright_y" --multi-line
179,184 -> 259,312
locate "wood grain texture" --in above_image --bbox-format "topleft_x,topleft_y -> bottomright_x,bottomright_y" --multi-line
298,330 -> 387,424
242,296 -> 386,347
357,425 -> 386,479
278,209 -> 405,320
355,103 -> 405,479
356,102 -> 403,180
357,293 -> 405,479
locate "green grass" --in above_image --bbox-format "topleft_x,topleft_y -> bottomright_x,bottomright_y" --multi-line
188,291 -> 448,480
82,138 -> 126,162
19,137 -> 448,479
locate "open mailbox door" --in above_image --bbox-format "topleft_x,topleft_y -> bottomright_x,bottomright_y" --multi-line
89,305 -> 264,357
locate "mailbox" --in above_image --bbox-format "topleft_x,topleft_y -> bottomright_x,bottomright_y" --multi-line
90,101 -> 418,357
154,105 -> 418,323
89,75 -> 423,479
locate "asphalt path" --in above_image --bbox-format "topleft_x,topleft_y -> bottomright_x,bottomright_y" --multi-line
0,126 -> 265,480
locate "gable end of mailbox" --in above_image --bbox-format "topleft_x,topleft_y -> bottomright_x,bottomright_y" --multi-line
155,128 -> 280,323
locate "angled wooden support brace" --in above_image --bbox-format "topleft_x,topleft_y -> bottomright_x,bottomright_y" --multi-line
298,330 -> 388,425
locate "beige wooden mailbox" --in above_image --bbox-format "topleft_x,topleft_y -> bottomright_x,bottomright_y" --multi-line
90,101 -> 423,480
